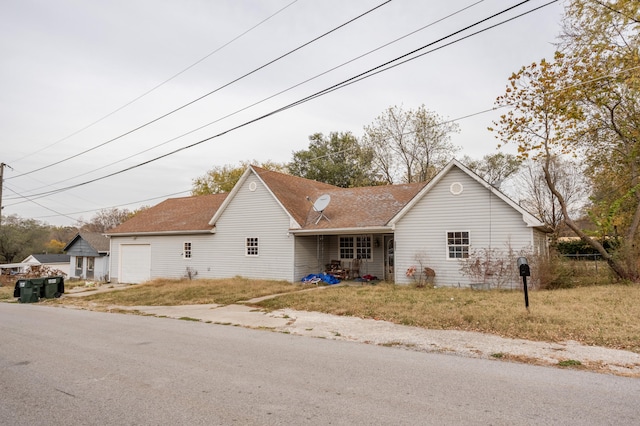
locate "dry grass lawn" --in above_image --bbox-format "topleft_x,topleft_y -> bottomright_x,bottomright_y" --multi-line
3,276 -> 639,353
256,282 -> 640,353
65,277 -> 298,306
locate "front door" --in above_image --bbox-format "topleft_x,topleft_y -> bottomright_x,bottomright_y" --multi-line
87,257 -> 95,279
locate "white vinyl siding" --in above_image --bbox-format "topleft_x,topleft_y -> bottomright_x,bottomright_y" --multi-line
66,237 -> 109,281
394,167 -> 537,287
294,235 -> 326,280
325,234 -> 384,279
210,173 -> 295,281
110,234 -> 216,283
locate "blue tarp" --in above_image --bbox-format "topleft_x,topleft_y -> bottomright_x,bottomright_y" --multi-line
301,273 -> 340,285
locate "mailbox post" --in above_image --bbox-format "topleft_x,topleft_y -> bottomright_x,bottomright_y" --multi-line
517,257 -> 531,312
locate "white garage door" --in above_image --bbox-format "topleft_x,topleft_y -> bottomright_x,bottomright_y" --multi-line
120,244 -> 151,284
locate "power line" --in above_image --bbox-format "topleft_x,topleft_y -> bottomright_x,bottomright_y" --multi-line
4,185 -> 82,224
9,0 -> 393,180
9,0 -> 300,165
279,1 -> 559,107
31,189 -> 192,221
5,0 -> 548,204
18,49 -> 638,220
12,0 -> 487,195
9,102 -> 502,218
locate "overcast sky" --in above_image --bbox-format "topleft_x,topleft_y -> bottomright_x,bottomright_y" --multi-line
1,0 -> 564,227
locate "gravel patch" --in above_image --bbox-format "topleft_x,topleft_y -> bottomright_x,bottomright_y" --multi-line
270,308 -> 640,377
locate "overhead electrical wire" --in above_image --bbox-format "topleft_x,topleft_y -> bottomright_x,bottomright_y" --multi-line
8,0 -> 393,180
23,103 -> 503,221
25,53 -> 639,218
4,185 -> 83,224
19,103 -> 498,219
14,0 -> 487,195
33,189 -> 192,221
9,0 -> 300,165
269,0 -> 559,109
6,0 -> 551,206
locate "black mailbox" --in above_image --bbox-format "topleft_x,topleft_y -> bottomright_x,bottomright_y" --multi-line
517,257 -> 530,277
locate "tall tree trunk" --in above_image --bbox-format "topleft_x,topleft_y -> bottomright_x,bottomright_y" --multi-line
542,155 -> 638,281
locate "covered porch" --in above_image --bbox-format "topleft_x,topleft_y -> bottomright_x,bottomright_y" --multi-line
293,231 -> 395,283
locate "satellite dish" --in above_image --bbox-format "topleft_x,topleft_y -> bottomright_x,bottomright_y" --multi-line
308,194 -> 331,224
313,194 -> 331,212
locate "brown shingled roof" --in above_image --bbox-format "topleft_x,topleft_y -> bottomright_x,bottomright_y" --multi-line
79,232 -> 110,252
253,166 -> 426,230
252,166 -> 338,226
300,182 -> 427,230
63,232 -> 110,252
107,193 -> 228,234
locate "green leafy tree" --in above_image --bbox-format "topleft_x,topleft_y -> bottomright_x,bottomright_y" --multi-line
0,215 -> 50,263
192,160 -> 285,195
363,105 -> 459,184
491,0 -> 640,281
288,132 -> 379,187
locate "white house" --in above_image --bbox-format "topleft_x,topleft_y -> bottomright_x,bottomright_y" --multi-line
106,160 -> 549,286
19,253 -> 71,277
64,232 -> 110,281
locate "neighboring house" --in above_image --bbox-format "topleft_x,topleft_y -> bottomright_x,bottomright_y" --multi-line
106,160 -> 549,286
0,263 -> 24,275
20,253 -> 71,277
64,232 -> 110,281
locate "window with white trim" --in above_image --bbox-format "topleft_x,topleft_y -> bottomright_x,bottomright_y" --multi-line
339,235 -> 372,260
447,231 -> 470,259
76,256 -> 83,270
87,257 -> 94,271
339,236 -> 354,259
356,235 -> 372,260
183,242 -> 192,259
246,237 -> 259,256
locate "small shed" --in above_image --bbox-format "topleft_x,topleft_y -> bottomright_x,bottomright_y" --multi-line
64,232 -> 110,281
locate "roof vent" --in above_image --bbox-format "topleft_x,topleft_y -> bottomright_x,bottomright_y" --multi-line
450,182 -> 463,195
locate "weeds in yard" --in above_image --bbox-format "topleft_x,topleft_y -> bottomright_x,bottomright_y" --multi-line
178,317 -> 200,322
77,277 -> 298,306
256,282 -> 640,353
558,359 -> 583,367
4,275 -> 639,354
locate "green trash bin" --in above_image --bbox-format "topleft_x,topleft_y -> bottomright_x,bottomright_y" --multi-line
29,278 -> 46,298
18,280 -> 40,303
42,276 -> 64,298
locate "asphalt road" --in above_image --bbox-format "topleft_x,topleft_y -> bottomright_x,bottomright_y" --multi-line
1,303 -> 639,425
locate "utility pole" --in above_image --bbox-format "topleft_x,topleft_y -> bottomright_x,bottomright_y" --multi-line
0,162 -> 5,226
0,162 -> 9,227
